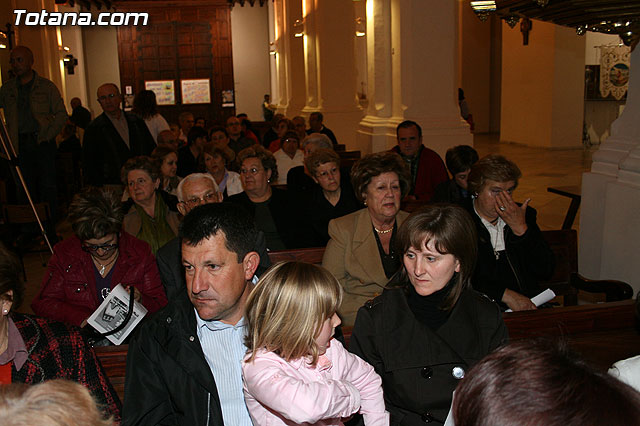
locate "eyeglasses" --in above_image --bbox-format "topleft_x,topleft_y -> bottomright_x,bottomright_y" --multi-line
283,138 -> 299,144
82,241 -> 118,253
182,192 -> 219,208
316,167 -> 339,179
240,167 -> 264,176
98,93 -> 118,101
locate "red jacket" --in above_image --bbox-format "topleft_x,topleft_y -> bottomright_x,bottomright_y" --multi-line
32,231 -> 167,326
392,145 -> 448,201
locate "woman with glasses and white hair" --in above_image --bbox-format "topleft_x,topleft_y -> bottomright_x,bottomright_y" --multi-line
32,189 -> 167,327
228,145 -> 301,249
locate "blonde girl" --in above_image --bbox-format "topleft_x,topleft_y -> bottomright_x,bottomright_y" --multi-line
243,261 -> 389,426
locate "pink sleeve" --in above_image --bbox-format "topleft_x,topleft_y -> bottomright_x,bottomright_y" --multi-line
330,341 -> 390,426
242,356 -> 361,424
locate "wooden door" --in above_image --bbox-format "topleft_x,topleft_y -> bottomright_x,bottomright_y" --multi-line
115,0 -> 234,127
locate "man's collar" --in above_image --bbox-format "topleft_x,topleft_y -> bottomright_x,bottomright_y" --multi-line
105,109 -> 123,120
195,310 -> 246,331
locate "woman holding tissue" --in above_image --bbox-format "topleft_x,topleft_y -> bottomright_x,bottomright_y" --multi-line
465,155 -> 555,311
32,189 -> 167,327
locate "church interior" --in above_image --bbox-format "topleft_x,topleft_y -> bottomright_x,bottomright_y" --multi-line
0,0 -> 640,413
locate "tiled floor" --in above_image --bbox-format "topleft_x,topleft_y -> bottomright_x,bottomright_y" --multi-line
16,133 -> 598,314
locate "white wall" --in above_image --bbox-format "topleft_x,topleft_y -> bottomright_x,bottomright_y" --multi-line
81,20 -> 119,118
231,5 -> 271,121
59,5 -> 90,113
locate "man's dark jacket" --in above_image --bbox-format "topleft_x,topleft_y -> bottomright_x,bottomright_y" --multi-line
122,294 -> 224,426
82,111 -> 155,186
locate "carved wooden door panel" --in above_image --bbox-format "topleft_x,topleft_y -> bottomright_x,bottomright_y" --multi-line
116,1 -> 234,127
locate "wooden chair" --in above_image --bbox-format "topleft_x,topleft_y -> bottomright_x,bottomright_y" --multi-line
268,246 -> 326,265
2,203 -> 54,279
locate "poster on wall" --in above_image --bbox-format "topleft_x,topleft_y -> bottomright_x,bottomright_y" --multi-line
181,79 -> 211,104
145,80 -> 176,105
599,45 -> 630,100
222,90 -> 234,107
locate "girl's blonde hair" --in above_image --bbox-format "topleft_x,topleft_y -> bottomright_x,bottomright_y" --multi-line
245,261 -> 343,366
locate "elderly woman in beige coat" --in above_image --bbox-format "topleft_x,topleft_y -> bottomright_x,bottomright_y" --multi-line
322,151 -> 411,326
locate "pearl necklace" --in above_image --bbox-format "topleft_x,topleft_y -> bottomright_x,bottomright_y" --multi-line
374,226 -> 393,234
93,252 -> 118,276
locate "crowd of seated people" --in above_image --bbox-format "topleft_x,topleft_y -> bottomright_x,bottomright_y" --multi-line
8,57 -> 627,426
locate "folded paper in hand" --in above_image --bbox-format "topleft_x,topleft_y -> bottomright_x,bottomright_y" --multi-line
87,284 -> 148,345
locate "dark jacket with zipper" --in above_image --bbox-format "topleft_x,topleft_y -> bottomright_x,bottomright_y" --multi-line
349,287 -> 507,425
465,200 -> 555,302
122,293 -> 224,426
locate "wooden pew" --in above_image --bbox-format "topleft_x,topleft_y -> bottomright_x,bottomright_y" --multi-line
502,300 -> 640,371
95,302 -> 639,404
266,230 -> 632,307
95,344 -> 128,402
341,300 -> 639,372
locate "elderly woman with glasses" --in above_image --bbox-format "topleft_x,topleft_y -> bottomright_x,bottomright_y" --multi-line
228,145 -> 301,249
32,189 -> 167,327
301,148 -> 361,246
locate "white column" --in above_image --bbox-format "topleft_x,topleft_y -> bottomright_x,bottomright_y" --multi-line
300,0 -> 362,147
579,45 -> 640,292
357,0 -> 471,156
273,0 -> 306,115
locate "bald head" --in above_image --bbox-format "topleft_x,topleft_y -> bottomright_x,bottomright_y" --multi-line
96,83 -> 122,117
70,97 -> 82,110
10,46 -> 34,81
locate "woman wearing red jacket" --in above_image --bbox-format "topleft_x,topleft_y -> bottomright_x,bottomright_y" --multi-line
32,189 -> 167,327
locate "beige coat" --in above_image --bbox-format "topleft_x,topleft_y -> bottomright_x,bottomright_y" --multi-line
322,208 -> 409,326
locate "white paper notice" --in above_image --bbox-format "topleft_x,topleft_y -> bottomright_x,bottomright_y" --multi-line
505,288 -> 556,312
87,284 -> 148,345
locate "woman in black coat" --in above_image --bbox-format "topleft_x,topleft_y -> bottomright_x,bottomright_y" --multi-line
349,205 -> 508,425
465,154 -> 555,311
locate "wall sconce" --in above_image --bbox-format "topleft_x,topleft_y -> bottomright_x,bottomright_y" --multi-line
355,17 -> 365,37
470,1 -> 496,22
0,33 -> 7,49
63,53 -> 78,74
0,23 -> 14,50
293,19 -> 304,38
269,42 -> 277,55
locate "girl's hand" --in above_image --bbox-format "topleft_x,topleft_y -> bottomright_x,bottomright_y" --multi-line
495,192 -> 529,236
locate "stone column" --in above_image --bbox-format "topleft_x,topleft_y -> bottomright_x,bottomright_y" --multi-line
579,45 -> 640,292
300,0 -> 362,147
357,0 -> 471,156
273,0 -> 306,115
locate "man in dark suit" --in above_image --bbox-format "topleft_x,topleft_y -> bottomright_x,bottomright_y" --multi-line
306,111 -> 338,146
123,203 -> 260,425
82,83 -> 155,186
69,97 -> 91,129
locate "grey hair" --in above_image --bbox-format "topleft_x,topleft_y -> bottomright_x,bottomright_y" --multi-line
176,173 -> 218,201
302,133 -> 333,150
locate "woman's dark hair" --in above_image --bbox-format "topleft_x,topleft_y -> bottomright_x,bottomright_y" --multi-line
445,145 -> 479,176
199,142 -> 232,171
391,204 -> 477,310
453,340 -> 640,426
187,126 -> 208,146
151,145 -> 177,162
68,189 -> 124,241
209,126 -> 228,139
467,154 -> 521,196
305,148 -> 340,177
120,155 -> 160,186
236,145 -> 278,183
132,89 -> 158,119
350,151 -> 411,203
0,243 -> 25,310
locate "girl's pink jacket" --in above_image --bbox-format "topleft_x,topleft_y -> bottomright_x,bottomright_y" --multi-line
242,338 -> 389,426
